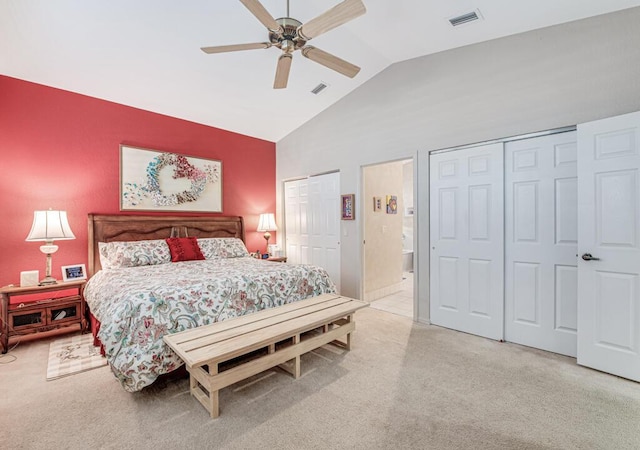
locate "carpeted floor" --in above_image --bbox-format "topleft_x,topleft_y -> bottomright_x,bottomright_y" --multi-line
1,307 -> 639,449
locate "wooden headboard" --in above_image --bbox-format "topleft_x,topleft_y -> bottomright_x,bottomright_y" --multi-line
87,214 -> 245,276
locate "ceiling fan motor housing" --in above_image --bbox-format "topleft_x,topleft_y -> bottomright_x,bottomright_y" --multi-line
270,17 -> 306,51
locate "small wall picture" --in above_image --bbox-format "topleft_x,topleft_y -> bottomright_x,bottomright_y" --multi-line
373,197 -> 382,212
386,195 -> 398,214
341,194 -> 355,220
61,264 -> 87,282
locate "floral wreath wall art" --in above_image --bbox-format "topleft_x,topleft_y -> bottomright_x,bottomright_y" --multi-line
120,145 -> 222,212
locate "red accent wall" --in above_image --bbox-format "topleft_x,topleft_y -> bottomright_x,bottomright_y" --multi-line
0,75 -> 276,287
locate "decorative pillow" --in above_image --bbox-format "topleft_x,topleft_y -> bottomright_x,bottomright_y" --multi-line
165,237 -> 205,262
98,239 -> 171,269
197,237 -> 249,259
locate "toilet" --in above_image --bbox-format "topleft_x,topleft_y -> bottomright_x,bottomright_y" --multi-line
402,249 -> 413,273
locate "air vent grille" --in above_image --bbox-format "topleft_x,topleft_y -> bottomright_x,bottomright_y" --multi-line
311,82 -> 328,95
449,10 -> 481,27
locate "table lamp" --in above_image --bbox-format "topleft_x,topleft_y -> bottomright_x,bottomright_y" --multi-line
257,213 -> 277,254
26,210 -> 76,285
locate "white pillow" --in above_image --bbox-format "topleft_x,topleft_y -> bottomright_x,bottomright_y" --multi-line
197,238 -> 249,259
98,239 -> 171,269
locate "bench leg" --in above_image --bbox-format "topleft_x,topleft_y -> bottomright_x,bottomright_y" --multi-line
292,335 -> 301,378
277,334 -> 301,378
208,363 -> 219,418
330,314 -> 353,350
189,367 -> 220,419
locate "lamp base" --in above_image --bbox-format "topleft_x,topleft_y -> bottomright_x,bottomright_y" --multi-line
263,232 -> 271,254
39,276 -> 58,286
39,247 -> 58,285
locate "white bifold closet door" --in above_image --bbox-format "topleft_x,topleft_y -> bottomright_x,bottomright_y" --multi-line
307,172 -> 341,293
429,143 -> 504,341
284,172 -> 341,292
284,178 -> 310,264
577,111 -> 640,382
504,132 -> 578,357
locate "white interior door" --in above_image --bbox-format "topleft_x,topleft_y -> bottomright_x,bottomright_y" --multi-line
284,173 -> 341,292
284,179 -> 310,264
505,132 -> 578,357
308,172 -> 341,292
577,111 -> 640,382
429,143 -> 504,340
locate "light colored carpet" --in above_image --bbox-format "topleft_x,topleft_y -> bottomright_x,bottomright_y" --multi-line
1,307 -> 639,449
46,333 -> 106,380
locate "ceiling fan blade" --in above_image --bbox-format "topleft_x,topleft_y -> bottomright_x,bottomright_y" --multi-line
274,54 -> 293,89
239,0 -> 282,33
301,46 -> 360,78
297,0 -> 366,40
201,42 -> 272,54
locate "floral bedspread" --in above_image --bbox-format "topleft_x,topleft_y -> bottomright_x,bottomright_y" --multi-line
84,257 -> 336,392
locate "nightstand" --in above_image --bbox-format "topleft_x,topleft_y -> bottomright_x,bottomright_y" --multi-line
266,256 -> 287,263
0,280 -> 87,354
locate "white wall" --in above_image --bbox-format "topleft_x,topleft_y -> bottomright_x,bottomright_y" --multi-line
276,7 -> 640,322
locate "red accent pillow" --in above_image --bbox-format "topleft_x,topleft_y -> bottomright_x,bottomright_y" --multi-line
165,237 -> 205,262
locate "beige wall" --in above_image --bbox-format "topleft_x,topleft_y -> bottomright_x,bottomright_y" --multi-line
363,162 -> 404,298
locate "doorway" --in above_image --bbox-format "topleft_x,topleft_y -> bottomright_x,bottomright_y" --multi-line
362,159 -> 414,318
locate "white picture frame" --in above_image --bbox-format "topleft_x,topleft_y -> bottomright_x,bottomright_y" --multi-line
61,264 -> 87,282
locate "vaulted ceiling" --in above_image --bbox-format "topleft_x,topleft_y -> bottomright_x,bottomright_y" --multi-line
2,0 -> 640,142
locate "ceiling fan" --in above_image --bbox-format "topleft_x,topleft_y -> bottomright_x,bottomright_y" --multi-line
201,0 -> 366,89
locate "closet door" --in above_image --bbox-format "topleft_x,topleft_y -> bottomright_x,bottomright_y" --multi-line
284,179 -> 310,264
284,173 -> 341,292
577,111 -> 640,382
308,172 -> 341,293
429,144 -> 504,340
505,132 -> 578,357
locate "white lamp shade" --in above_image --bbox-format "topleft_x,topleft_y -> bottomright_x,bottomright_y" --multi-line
26,210 -> 76,242
257,213 -> 277,232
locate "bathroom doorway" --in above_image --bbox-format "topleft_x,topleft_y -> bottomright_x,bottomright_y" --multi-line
362,158 -> 414,318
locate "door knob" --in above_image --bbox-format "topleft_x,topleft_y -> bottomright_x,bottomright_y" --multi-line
581,253 -> 600,261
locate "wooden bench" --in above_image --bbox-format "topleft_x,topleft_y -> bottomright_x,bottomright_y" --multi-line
163,293 -> 368,418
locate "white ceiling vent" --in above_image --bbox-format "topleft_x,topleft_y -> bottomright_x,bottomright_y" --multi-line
311,82 -> 329,95
449,10 -> 482,27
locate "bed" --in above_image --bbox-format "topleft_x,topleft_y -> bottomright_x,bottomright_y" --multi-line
84,214 -> 336,392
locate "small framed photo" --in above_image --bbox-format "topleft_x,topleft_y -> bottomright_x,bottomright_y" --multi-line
61,264 -> 87,282
341,194 -> 355,220
386,195 -> 398,214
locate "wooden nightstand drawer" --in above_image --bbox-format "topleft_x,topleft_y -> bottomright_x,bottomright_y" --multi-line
9,309 -> 46,331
